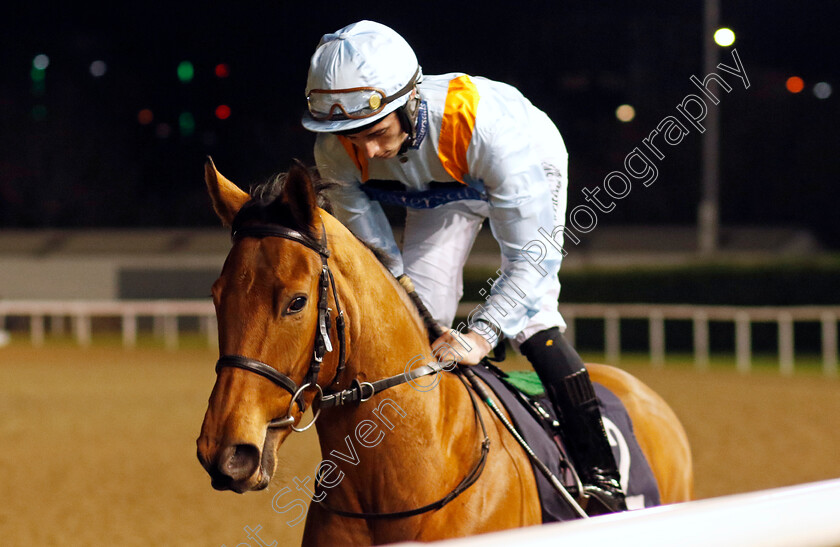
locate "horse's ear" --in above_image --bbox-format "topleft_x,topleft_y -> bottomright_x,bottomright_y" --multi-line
281,160 -> 318,230
205,157 -> 250,227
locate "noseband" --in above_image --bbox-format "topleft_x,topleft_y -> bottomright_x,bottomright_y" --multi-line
212,214 -> 493,520
215,219 -> 346,432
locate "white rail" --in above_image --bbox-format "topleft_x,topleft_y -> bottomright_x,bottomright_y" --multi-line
457,302 -> 840,376
2,300 -> 839,376
0,299 -> 216,350
392,478 -> 840,547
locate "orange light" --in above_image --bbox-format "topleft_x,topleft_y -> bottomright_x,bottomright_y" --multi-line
137,108 -> 154,125
786,76 -> 804,93
615,104 -> 635,122
215,104 -> 231,120
215,63 -> 230,78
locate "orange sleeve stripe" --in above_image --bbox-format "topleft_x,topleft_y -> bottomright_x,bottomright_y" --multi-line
337,135 -> 369,182
438,75 -> 480,183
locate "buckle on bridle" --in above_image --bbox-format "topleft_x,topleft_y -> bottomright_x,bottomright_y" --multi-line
350,378 -> 376,404
269,382 -> 324,432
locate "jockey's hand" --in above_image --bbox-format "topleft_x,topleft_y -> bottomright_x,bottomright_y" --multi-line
431,328 -> 492,366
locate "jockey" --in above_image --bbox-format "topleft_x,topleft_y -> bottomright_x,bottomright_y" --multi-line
301,20 -> 626,513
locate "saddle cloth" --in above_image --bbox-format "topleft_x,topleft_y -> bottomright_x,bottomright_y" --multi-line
469,364 -> 661,521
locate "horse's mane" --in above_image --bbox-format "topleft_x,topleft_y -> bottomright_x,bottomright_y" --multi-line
249,167 -> 336,215
235,163 -> 432,353
237,166 -> 398,271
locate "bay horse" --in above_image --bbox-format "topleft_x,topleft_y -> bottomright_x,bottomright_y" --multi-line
196,159 -> 693,545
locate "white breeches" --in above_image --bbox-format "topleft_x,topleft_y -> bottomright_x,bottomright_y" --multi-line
402,165 -> 567,350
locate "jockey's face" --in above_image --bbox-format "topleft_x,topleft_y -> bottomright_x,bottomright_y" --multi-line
342,112 -> 407,160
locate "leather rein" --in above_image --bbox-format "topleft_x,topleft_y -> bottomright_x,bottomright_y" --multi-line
215,221 -> 346,431
213,216 -> 490,518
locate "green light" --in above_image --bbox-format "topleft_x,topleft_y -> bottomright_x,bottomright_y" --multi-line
179,111 -> 195,136
177,61 -> 194,83
31,67 -> 46,96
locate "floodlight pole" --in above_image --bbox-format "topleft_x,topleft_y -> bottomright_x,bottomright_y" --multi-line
699,0 -> 720,254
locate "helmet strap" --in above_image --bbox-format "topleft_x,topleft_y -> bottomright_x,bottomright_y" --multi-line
397,92 -> 421,155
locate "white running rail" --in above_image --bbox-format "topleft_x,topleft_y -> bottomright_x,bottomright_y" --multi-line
392,478 -> 840,547
1,300 -> 839,377
458,302 -> 839,376
0,299 -> 216,350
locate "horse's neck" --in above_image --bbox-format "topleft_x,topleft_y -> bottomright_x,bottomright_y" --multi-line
317,214 -> 450,440
313,219 -> 489,524
325,214 -> 433,383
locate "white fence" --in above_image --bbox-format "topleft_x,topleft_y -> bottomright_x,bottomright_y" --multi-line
0,299 -> 217,350
462,302 -> 838,376
2,300 -> 839,376
393,478 -> 840,547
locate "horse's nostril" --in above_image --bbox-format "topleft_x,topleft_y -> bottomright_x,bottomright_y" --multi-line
220,443 -> 261,481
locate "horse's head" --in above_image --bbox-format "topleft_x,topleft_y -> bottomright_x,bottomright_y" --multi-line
196,158 -> 343,493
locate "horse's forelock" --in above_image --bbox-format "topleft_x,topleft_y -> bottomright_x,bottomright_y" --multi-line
233,166 -> 336,235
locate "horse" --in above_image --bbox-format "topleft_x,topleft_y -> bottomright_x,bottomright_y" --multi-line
196,159 -> 694,545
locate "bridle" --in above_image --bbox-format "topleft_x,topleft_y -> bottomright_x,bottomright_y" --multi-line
214,217 -> 451,431
213,214 -> 490,518
215,219 -> 345,432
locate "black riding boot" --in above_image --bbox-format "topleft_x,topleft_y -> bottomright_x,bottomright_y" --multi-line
520,327 -> 627,513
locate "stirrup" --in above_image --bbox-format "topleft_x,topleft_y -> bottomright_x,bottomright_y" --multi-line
582,474 -> 627,513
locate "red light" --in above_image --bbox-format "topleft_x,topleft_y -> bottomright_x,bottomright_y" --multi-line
215,104 -> 231,120
215,63 -> 230,78
786,76 -> 804,93
137,108 -> 154,125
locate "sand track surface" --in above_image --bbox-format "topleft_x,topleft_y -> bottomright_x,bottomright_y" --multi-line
2,345 -> 839,546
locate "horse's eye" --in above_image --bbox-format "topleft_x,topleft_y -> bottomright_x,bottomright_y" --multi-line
287,296 -> 307,314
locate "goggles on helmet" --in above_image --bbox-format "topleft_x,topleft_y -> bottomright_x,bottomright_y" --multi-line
307,67 -> 420,121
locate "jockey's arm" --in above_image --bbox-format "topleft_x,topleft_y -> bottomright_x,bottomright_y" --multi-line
461,96 -> 565,350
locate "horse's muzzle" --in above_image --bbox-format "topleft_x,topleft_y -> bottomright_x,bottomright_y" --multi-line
199,442 -> 263,493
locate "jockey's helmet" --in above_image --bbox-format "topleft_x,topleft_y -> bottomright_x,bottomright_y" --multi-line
302,20 -> 422,134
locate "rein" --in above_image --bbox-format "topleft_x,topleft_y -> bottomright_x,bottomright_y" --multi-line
214,216 -> 491,519
315,370 -> 491,520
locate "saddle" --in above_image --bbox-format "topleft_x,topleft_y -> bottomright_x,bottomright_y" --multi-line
395,277 -> 659,519
469,363 -> 661,521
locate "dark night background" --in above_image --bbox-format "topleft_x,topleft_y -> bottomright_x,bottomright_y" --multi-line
1,1 -> 838,246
